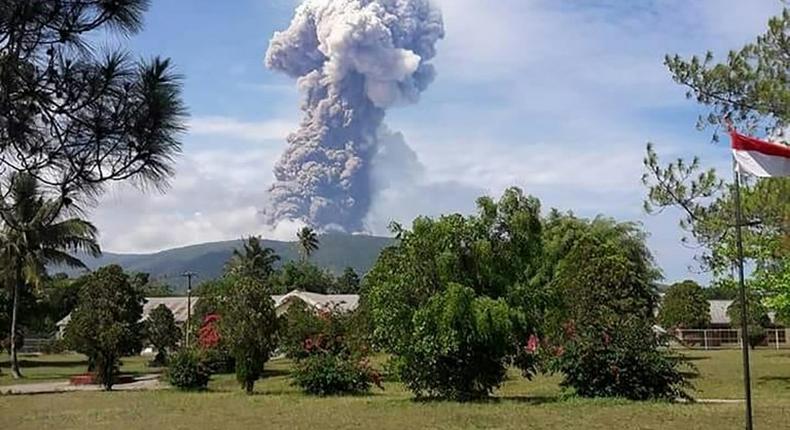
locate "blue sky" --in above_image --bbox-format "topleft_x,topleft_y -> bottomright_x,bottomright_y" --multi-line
91,0 -> 785,283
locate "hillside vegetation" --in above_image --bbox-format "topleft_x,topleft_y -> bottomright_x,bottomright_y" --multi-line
60,234 -> 394,292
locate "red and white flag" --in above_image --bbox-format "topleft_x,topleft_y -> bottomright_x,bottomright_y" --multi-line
730,131 -> 790,177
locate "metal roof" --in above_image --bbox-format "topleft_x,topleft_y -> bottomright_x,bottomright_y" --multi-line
56,290 -> 360,327
709,300 -> 733,325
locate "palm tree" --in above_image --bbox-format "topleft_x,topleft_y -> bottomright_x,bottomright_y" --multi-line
226,236 -> 280,279
0,173 -> 100,378
296,227 -> 319,260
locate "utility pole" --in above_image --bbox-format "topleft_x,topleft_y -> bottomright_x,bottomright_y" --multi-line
182,271 -> 197,346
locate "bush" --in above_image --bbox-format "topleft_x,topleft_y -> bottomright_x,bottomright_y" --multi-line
167,349 -> 211,390
281,301 -> 336,360
547,317 -> 691,401
727,292 -> 771,349
198,314 -> 222,350
201,347 -> 236,374
286,302 -> 380,395
547,234 -> 690,401
291,352 -> 379,395
195,314 -> 235,373
41,338 -> 67,355
745,324 -> 767,349
396,284 -> 515,401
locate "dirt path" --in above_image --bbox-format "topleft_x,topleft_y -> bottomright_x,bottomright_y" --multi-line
0,374 -> 164,395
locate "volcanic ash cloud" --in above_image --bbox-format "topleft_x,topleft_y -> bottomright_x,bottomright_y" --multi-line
263,0 -> 444,232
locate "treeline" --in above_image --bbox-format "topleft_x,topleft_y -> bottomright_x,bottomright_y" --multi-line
221,234 -> 361,296
0,271 -> 172,339
363,187 -> 690,401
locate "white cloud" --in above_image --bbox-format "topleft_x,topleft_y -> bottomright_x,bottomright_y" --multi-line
88,0 -> 784,283
188,116 -> 295,142
90,145 -> 283,253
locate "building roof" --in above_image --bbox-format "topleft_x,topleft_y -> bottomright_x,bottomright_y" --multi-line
709,300 -> 733,325
701,300 -> 776,326
275,290 -> 359,313
56,290 -> 360,328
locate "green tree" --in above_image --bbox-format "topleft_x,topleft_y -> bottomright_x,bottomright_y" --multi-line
703,280 -> 739,300
145,304 -> 181,366
225,236 -> 280,280
0,0 -> 187,199
64,265 -> 144,390
727,290 -> 771,349
332,267 -> 360,294
366,188 -> 546,397
758,258 -> 790,324
131,272 -> 173,297
664,8 -> 788,136
191,277 -> 233,324
643,8 -> 789,277
271,260 -> 335,294
297,227 -> 320,260
25,273 -> 83,335
0,173 -> 99,378
643,147 -> 789,275
550,232 -> 659,328
219,276 -> 279,394
659,280 -> 711,329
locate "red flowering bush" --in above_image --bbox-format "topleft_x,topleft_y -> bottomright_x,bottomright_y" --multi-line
545,316 -> 691,401
286,303 -> 381,395
198,314 -> 221,349
197,314 -> 234,374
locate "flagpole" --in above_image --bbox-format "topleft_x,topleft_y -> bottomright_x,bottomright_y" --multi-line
732,157 -> 753,430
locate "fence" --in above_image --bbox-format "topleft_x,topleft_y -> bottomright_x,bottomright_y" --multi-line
672,328 -> 789,350
18,337 -> 56,354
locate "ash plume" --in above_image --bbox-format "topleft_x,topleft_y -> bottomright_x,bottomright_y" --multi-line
263,0 -> 444,232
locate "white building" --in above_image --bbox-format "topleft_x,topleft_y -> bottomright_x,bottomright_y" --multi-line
55,290 -> 360,339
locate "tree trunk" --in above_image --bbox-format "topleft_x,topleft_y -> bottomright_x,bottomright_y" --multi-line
245,379 -> 254,395
9,279 -> 22,378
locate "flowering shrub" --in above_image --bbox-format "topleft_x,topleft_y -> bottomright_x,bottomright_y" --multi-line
291,344 -> 382,395
198,314 -> 221,349
197,314 -> 234,374
286,302 -> 381,395
543,317 -> 691,401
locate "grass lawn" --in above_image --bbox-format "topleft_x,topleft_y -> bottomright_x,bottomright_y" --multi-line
2,349 -> 790,429
0,353 -> 161,386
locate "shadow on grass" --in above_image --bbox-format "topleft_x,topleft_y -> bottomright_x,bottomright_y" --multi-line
677,355 -> 710,362
758,376 -> 790,385
411,395 -> 563,405
2,359 -> 89,369
680,370 -> 701,380
262,368 -> 291,378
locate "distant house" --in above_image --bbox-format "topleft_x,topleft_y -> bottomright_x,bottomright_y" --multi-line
273,290 -> 359,315
55,290 -> 360,339
667,300 -> 785,348
705,299 -> 779,329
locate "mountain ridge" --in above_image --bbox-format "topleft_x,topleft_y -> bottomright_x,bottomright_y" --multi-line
61,233 -> 395,292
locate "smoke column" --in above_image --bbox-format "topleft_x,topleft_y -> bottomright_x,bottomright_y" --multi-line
264,0 -> 444,232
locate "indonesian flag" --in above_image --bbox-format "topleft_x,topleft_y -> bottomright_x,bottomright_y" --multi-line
730,131 -> 790,177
